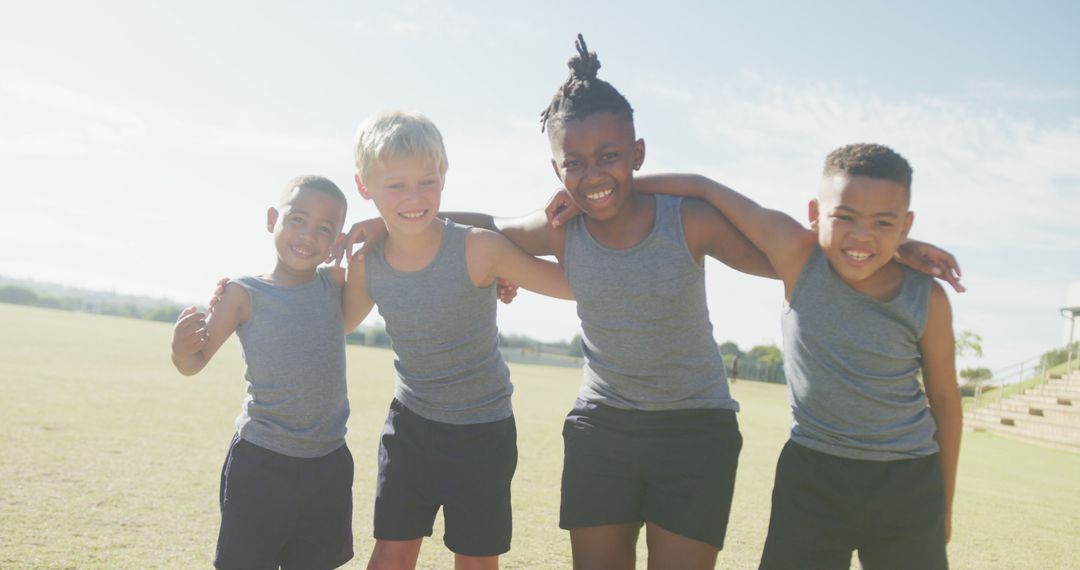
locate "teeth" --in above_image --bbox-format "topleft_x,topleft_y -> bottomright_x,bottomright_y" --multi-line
400,210 -> 425,219
845,250 -> 871,261
291,246 -> 313,257
586,189 -> 613,200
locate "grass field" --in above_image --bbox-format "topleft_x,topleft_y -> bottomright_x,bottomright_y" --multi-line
2,303 -> 1078,569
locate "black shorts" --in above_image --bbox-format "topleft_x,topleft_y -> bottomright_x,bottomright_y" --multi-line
759,441 -> 948,570
215,434 -> 354,570
559,398 -> 742,549
373,399 -> 518,557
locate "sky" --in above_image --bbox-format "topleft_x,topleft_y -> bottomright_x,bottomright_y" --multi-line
2,1 -> 1078,372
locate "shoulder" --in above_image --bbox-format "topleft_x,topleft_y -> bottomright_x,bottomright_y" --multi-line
215,280 -> 252,323
926,280 -> 952,315
319,265 -> 347,287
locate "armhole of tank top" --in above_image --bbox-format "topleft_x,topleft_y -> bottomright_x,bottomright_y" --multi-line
911,270 -> 933,337
232,277 -> 256,331
787,245 -> 822,309
671,196 -> 706,273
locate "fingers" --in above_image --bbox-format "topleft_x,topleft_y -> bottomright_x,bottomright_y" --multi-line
208,277 -> 230,312
172,306 -> 209,353
496,279 -> 519,305
544,189 -> 578,228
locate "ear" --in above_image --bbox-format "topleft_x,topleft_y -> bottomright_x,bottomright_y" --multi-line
901,210 -> 914,240
807,198 -> 820,229
354,173 -> 372,200
632,138 -> 645,171
550,159 -> 564,182
266,207 -> 278,233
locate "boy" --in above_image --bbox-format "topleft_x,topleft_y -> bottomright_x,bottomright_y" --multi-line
340,110 -> 574,570
171,175 -> 355,570
634,144 -> 962,569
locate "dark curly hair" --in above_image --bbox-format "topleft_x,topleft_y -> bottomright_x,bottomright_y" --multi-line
823,143 -> 913,197
540,34 -> 634,134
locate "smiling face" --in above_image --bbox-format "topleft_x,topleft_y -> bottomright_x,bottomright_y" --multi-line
811,174 -> 913,289
356,155 -> 444,238
268,186 -> 346,279
548,111 -> 644,222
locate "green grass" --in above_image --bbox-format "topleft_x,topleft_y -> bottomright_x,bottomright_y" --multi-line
2,303 -> 1079,569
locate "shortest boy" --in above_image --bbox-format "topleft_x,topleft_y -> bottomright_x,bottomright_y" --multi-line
637,144 -> 962,570
171,175 -> 355,570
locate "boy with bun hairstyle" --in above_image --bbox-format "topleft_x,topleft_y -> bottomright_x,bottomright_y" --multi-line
419,35 -> 961,570
637,144 -> 961,569
341,110 -> 574,570
171,175 -> 356,569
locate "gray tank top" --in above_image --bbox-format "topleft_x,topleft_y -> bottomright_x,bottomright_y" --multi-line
365,219 -> 513,424
564,194 -> 738,411
783,245 -> 939,460
232,266 -> 348,458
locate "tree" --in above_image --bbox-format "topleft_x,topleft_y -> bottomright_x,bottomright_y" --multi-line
568,333 -> 584,358
718,341 -> 743,358
959,367 -> 993,383
748,344 -> 783,367
0,286 -> 37,306
955,330 -> 984,359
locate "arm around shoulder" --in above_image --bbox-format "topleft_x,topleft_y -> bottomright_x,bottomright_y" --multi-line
466,228 -> 573,301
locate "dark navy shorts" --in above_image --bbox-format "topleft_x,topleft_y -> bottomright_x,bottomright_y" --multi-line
759,440 -> 948,570
373,399 -> 518,557
559,398 -> 742,549
214,434 -> 354,570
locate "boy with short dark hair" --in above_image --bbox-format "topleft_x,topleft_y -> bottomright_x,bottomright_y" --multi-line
637,143 -> 962,570
171,175 -> 355,570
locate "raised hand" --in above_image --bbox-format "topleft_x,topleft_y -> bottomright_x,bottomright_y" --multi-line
544,188 -> 581,228
172,306 -> 208,357
337,218 -> 388,267
208,278 -> 229,313
896,240 -> 965,293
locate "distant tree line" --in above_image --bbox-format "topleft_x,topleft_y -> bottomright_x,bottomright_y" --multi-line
0,285 -> 183,323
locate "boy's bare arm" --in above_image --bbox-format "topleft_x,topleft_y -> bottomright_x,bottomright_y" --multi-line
342,251 -> 375,332
635,174 -> 813,290
444,210 -> 563,259
170,284 -> 250,376
681,199 -> 778,279
465,229 -> 574,300
919,282 -> 962,543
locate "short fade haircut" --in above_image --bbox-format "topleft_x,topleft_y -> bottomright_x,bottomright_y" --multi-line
540,34 -> 635,135
279,174 -> 348,209
353,110 -> 448,183
823,143 -> 913,197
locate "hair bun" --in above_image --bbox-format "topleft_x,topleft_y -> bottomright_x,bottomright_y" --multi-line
568,33 -> 601,80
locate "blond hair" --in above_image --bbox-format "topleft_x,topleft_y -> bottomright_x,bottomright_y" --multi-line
353,110 -> 448,182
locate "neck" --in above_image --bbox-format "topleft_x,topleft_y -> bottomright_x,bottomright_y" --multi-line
383,217 -> 446,272
268,263 -> 318,287
584,192 -> 655,248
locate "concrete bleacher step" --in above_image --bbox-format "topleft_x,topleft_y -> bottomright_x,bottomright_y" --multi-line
995,401 -> 1080,425
1007,393 -> 1078,409
965,409 -> 1080,448
1032,382 -> 1080,400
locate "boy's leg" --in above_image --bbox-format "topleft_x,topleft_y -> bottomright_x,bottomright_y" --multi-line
758,441 -> 861,570
453,553 -> 500,570
368,539 -> 423,570
644,523 -> 718,570
569,523 -> 640,570
856,454 -> 948,570
372,401 -> 440,550
279,443 -> 355,570
638,408 -> 742,558
214,434 -> 299,570
560,400 -> 648,569
438,414 -> 518,558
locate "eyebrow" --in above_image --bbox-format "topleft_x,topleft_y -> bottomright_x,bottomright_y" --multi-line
834,205 -> 899,218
